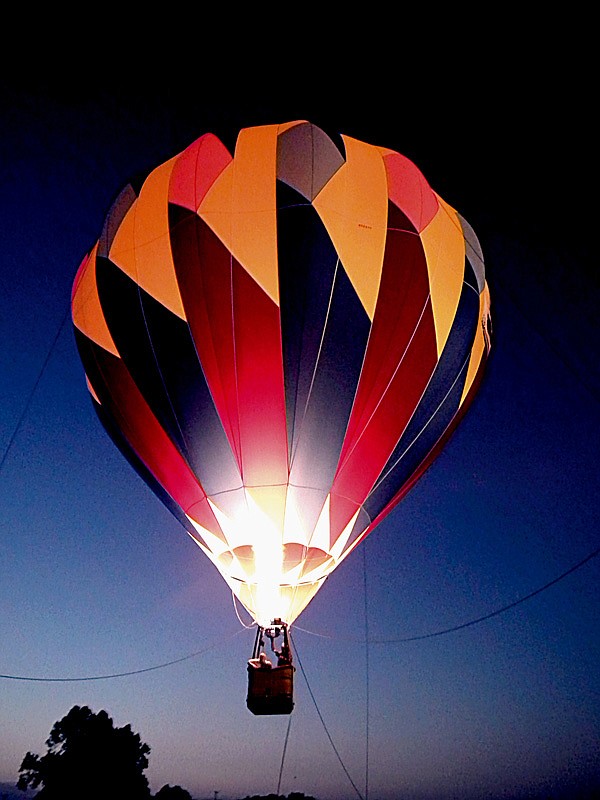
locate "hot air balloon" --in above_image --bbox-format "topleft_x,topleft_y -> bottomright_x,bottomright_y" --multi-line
71,121 -> 491,715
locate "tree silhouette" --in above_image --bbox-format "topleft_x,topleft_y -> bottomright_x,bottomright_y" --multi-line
17,704 -> 152,800
154,786 -> 192,799
241,795 -> 318,800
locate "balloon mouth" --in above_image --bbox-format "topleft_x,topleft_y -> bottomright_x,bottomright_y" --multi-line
228,574 -> 329,628
186,488 -> 367,626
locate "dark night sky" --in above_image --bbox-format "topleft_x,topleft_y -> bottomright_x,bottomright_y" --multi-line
1,42 -> 598,800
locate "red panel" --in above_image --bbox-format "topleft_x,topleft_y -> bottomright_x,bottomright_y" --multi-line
340,228 -> 434,461
90,347 -> 210,521
383,152 -> 438,232
173,210 -> 288,491
328,493 -> 362,548
328,229 -> 438,540
232,261 -> 289,487
169,133 -> 232,211
185,497 -> 226,540
330,298 -> 438,533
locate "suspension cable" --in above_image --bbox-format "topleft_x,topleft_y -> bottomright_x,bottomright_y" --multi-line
231,590 -> 255,629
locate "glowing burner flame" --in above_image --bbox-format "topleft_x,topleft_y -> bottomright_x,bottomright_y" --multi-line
186,487 -> 363,627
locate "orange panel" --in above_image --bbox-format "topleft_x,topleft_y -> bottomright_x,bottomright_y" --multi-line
313,135 -> 388,320
71,248 -> 119,356
85,375 -> 101,404
277,119 -> 308,135
198,124 -> 280,304
460,284 -> 491,405
109,156 -> 186,319
421,195 -> 466,356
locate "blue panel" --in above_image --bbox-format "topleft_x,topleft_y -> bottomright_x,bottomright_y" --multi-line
277,183 -> 335,461
277,184 -> 371,492
95,257 -> 241,496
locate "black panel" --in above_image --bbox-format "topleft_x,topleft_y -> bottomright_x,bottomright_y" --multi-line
364,258 -> 481,519
277,180 -> 310,211
98,185 -> 138,259
277,186 -> 371,490
128,171 -> 149,197
277,184 -> 335,460
72,326 -> 113,409
95,257 -> 241,496
387,199 -> 418,234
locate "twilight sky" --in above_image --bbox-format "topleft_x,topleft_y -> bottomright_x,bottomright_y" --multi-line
1,54 -> 598,800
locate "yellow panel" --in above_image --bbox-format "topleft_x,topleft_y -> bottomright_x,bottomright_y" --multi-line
421,195 -> 466,356
198,124 -> 280,304
245,484 -> 287,533
108,156 -> 186,319
460,314 -> 485,406
72,247 -> 119,356
460,283 -> 492,405
312,134 -> 388,320
224,574 -> 326,626
284,580 -> 325,625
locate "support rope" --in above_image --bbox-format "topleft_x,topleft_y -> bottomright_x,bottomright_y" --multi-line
277,715 -> 292,796
0,305 -> 70,476
291,634 -> 364,800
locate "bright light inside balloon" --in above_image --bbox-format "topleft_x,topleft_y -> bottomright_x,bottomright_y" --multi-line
188,492 -> 289,627
242,493 -> 285,627
186,489 -> 366,628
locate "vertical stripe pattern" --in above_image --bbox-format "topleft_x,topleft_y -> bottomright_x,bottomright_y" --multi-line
72,122 -> 491,627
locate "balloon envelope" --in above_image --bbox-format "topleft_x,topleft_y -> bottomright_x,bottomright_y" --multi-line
72,121 -> 491,627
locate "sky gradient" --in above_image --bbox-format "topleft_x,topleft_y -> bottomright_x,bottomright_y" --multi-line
1,60 -> 598,800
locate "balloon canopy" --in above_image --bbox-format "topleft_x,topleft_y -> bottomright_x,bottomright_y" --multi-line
72,121 -> 491,628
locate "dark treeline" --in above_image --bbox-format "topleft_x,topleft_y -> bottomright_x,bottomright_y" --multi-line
14,706 -> 320,800
17,705 -> 163,799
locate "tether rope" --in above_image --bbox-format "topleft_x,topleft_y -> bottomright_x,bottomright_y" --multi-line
292,633 -> 365,800
277,715 -> 293,796
0,305 -> 70,476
